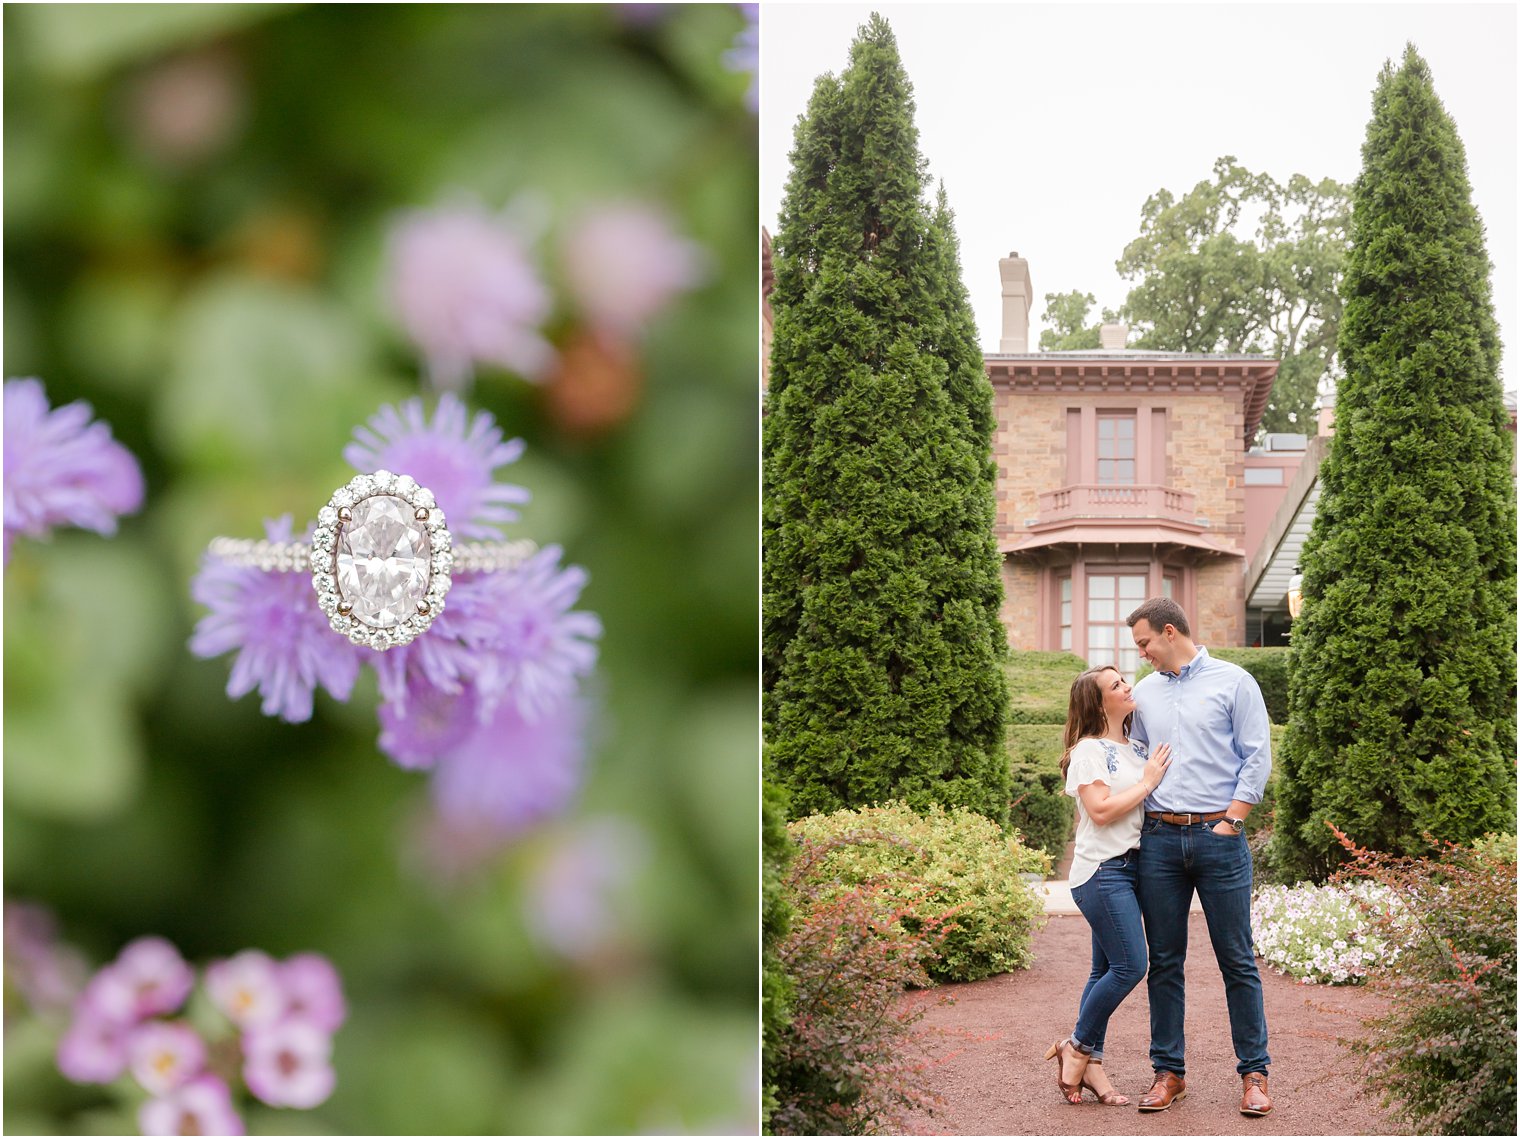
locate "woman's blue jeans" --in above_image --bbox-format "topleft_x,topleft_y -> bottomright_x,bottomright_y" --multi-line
1068,850 -> 1147,1059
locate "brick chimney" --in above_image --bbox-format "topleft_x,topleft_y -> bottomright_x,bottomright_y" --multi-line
999,252 -> 1032,353
1099,322 -> 1128,350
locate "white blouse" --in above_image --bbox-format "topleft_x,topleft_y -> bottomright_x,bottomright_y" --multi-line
1064,736 -> 1148,889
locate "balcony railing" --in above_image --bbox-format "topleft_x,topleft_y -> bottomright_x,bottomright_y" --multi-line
1034,484 -> 1196,524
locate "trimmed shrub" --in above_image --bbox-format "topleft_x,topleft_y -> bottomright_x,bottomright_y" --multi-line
1005,650 -> 1089,724
1006,723 -> 1072,860
1275,47 -> 1516,881
769,833 -> 949,1135
763,14 -> 1010,823
761,781 -> 796,1133
788,802 -> 1049,984
1330,824 -> 1516,1136
1210,647 -> 1289,724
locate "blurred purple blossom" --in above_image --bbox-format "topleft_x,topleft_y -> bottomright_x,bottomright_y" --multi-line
429,697 -> 590,838
205,949 -> 287,1031
84,937 -> 195,1024
243,1019 -> 336,1109
279,953 -> 347,1034
189,515 -> 362,724
562,203 -> 708,341
3,899 -> 87,1016
525,818 -> 648,961
724,4 -> 759,113
57,1009 -> 130,1084
139,1074 -> 245,1137
344,393 -> 529,540
3,377 -> 144,564
387,202 -> 554,390
127,1020 -> 207,1096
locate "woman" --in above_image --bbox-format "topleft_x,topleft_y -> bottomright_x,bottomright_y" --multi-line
1044,665 -> 1171,1105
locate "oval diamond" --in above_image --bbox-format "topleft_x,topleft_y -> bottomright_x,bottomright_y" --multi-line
334,494 -> 432,629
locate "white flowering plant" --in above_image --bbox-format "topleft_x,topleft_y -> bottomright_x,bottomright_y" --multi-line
1251,880 -> 1410,984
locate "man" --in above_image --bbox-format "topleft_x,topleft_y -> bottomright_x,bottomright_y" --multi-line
1125,598 -> 1273,1117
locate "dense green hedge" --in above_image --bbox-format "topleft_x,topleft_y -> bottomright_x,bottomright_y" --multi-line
1210,647 -> 1289,724
1006,724 -> 1072,860
1005,651 -> 1090,724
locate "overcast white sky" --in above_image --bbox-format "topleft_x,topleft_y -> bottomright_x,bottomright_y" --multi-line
760,1 -> 1518,390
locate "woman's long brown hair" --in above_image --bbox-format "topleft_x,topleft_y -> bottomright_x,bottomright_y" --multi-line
1059,665 -> 1134,779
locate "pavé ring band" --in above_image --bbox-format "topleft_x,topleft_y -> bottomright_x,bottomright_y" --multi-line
208,470 -> 536,651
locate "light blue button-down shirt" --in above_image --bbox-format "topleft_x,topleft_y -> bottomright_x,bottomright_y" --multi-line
1129,646 -> 1272,813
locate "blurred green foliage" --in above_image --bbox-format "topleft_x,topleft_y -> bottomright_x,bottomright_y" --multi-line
4,4 -> 757,1134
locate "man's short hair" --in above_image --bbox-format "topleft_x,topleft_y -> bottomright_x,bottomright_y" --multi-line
1127,597 -> 1191,637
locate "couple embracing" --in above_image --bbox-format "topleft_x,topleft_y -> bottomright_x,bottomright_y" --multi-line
1045,598 -> 1275,1117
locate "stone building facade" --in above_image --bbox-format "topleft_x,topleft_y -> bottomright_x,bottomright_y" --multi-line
988,253 -> 1279,673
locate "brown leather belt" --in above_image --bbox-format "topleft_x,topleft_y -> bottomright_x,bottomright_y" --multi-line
1146,810 -> 1229,826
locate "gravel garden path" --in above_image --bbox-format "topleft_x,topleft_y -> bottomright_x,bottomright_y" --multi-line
895,911 -> 1400,1136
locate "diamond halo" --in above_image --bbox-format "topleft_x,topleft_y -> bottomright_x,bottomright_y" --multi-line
310,470 -> 453,651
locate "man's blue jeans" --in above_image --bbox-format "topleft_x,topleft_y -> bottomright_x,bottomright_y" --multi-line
1136,818 -> 1271,1077
1068,850 -> 1147,1059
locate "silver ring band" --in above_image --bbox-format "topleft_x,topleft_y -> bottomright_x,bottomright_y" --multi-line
207,537 -> 537,575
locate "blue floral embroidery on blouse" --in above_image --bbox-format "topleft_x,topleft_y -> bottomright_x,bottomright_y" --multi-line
1130,739 -> 1148,760
1100,741 -> 1119,776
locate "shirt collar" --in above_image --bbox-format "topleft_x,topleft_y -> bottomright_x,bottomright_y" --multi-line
1164,645 -> 1209,680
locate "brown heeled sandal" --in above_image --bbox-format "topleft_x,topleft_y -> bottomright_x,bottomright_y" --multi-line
1080,1059 -> 1131,1106
1042,1038 -> 1087,1104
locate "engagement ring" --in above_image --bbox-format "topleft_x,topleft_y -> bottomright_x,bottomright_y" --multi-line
207,470 -> 536,651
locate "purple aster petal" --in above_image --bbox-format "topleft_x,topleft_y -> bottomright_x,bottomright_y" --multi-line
386,202 -> 554,390
562,203 -> 708,340
242,1019 -> 335,1109
278,953 -> 346,1034
190,516 -> 360,723
429,695 -> 589,839
377,671 -> 479,771
440,545 -> 603,722
3,377 -> 144,564
139,1074 -> 245,1137
343,394 -> 529,540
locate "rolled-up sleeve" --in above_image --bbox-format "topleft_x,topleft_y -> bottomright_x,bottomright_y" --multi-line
1230,674 -> 1272,804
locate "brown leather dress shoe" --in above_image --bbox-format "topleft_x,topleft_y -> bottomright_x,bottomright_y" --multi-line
1240,1072 -> 1272,1116
1137,1071 -> 1186,1112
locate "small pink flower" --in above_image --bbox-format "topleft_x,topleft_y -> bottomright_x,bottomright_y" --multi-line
206,950 -> 286,1030
387,202 -> 555,390
561,203 -> 707,340
279,953 -> 346,1033
128,1020 -> 207,1096
139,1073 -> 245,1137
86,937 -> 194,1023
56,1008 -> 129,1084
243,1019 -> 336,1109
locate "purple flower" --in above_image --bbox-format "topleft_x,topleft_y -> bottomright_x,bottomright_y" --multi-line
387,202 -> 554,390
723,4 -> 759,113
429,696 -> 589,838
243,1019 -> 336,1109
127,1020 -> 207,1096
3,899 -> 87,1015
205,949 -> 286,1030
3,377 -> 144,564
343,393 -> 530,540
525,818 -> 648,961
57,1008 -> 130,1084
279,953 -> 346,1034
377,546 -> 601,727
377,671 -> 479,771
562,203 -> 707,340
190,515 -> 362,723
139,1074 -> 245,1137
86,937 -> 194,1024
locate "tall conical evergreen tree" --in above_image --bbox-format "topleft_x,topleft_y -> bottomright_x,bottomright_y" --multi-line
763,14 -> 1009,822
1273,46 -> 1516,881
